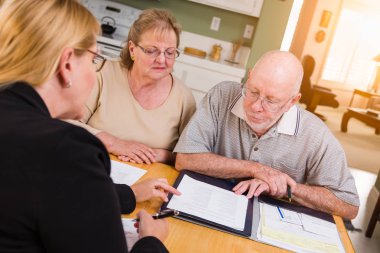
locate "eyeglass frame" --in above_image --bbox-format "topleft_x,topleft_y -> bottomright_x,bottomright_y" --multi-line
87,49 -> 106,72
136,44 -> 180,59
241,86 -> 295,112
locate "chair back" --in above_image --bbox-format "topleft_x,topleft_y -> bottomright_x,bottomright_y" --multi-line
300,55 -> 316,104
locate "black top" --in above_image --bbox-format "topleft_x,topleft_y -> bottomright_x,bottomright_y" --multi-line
0,82 -> 168,253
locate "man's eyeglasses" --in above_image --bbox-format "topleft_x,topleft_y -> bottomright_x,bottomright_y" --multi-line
87,49 -> 106,72
137,44 -> 180,59
241,87 -> 293,112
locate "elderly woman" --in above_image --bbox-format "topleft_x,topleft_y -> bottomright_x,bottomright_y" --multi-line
74,8 -> 196,165
0,0 -> 177,252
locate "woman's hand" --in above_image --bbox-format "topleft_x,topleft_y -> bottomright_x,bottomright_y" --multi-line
96,131 -> 157,164
134,210 -> 169,242
232,179 -> 269,198
115,140 -> 156,164
131,178 -> 181,203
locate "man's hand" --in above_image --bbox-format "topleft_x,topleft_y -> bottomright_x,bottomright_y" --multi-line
134,210 -> 169,242
252,163 -> 297,198
131,178 -> 181,203
233,178 -> 269,198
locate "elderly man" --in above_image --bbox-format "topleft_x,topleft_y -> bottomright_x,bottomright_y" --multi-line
174,50 -> 359,220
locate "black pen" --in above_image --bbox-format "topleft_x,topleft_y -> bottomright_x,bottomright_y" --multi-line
287,185 -> 292,203
132,209 -> 180,222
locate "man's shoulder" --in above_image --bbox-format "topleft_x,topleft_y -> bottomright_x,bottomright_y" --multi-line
297,106 -> 338,140
206,81 -> 242,104
210,81 -> 242,93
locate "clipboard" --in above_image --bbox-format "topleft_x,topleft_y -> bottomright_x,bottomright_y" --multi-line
161,170 -> 254,237
161,170 -> 344,252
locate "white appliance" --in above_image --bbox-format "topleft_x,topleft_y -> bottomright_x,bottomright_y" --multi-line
80,0 -> 141,58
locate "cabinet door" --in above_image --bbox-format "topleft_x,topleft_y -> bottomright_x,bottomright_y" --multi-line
173,62 -> 242,104
189,0 -> 263,17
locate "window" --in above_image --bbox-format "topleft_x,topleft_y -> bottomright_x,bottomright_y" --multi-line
281,0 -> 303,51
321,5 -> 380,90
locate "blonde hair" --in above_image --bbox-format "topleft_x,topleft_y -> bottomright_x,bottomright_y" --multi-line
120,8 -> 181,70
0,0 -> 100,87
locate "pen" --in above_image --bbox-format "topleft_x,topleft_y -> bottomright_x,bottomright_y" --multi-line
132,209 -> 180,222
287,185 -> 292,203
277,206 -> 284,219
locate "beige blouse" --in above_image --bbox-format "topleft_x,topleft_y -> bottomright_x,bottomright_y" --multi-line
76,59 -> 196,151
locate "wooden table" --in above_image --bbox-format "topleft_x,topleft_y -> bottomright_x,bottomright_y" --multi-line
117,159 -> 355,253
349,89 -> 380,108
341,107 -> 380,135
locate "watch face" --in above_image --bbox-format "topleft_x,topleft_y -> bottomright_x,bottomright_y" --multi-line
315,30 -> 326,43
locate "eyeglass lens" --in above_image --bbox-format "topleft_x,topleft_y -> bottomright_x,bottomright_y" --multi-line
242,88 -> 280,112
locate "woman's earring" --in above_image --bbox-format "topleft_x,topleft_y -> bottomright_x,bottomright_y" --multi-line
65,79 -> 72,88
131,55 -> 135,61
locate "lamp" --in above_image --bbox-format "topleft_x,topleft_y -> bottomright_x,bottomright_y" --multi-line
371,54 -> 380,92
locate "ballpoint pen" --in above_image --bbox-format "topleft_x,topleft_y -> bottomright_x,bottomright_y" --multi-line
287,185 -> 292,203
132,209 -> 180,222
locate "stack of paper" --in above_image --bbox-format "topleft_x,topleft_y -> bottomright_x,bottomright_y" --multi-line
121,218 -> 139,251
257,203 -> 345,253
110,160 -> 146,186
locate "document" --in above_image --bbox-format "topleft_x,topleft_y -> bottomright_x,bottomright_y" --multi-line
257,203 -> 345,253
167,174 -> 248,230
110,160 -> 146,186
162,170 -> 346,253
121,218 -> 139,252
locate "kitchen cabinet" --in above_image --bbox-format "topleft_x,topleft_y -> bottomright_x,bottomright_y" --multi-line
173,54 -> 246,104
188,0 -> 263,17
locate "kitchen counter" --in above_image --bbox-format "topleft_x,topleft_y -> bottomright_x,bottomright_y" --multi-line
177,53 -> 246,79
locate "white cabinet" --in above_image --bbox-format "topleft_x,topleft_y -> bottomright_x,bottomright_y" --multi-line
173,54 -> 246,104
188,0 -> 263,17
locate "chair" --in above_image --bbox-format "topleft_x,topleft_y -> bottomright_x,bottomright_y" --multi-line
299,55 -> 339,121
365,194 -> 380,238
368,96 -> 380,111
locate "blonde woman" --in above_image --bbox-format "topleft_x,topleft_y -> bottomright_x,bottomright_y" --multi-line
0,1 -> 176,252
74,9 -> 196,165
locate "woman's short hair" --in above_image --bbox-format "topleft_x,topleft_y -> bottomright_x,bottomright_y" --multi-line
0,0 -> 100,87
120,8 -> 182,70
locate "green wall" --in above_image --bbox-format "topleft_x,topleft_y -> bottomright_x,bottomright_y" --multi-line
115,0 -> 257,47
247,0 -> 294,67
114,0 -> 294,69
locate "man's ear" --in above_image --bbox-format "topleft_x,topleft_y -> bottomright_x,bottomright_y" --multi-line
285,93 -> 301,112
57,48 -> 75,87
248,69 -> 254,80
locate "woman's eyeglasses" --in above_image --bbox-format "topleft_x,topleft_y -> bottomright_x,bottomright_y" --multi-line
137,44 -> 180,59
87,49 -> 106,72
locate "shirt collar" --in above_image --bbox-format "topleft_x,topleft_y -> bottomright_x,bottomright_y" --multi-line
230,95 -> 300,136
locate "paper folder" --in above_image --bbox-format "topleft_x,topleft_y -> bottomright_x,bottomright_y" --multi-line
161,170 -> 344,253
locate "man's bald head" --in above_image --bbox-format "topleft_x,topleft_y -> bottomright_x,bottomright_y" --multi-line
249,50 -> 304,95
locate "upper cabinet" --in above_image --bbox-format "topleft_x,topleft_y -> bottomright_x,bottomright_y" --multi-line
188,0 -> 263,17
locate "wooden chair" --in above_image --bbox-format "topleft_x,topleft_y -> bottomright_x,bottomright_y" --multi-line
365,194 -> 380,238
299,55 -> 339,121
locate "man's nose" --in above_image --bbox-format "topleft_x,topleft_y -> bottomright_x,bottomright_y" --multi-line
250,97 -> 264,112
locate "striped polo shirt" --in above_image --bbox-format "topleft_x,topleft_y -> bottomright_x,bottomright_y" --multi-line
174,81 -> 359,206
